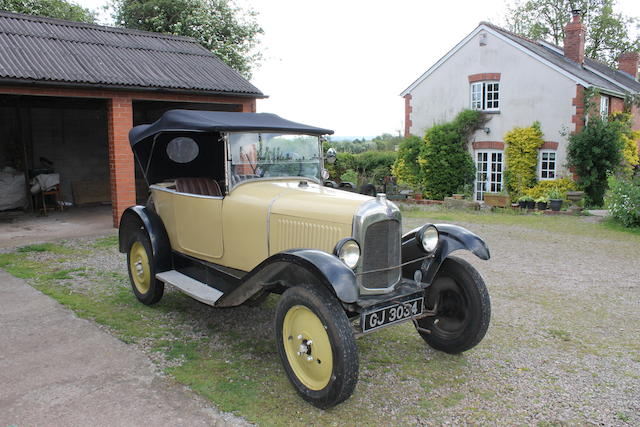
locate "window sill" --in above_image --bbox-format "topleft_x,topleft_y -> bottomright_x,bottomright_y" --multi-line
482,110 -> 500,114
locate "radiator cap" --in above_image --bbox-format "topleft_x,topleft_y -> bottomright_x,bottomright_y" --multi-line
376,193 -> 386,203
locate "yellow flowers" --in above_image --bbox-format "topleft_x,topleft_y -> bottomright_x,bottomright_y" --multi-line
504,123 -> 544,199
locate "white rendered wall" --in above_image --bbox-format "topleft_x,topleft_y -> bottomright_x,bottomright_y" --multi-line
407,29 -> 578,175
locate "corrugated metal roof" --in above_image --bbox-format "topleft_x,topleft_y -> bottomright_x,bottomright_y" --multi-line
0,10 -> 263,96
482,22 -> 638,95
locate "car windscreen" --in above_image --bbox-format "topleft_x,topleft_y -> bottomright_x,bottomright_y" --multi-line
228,133 -> 321,187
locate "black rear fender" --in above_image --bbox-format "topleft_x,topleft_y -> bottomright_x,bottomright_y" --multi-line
401,223 -> 489,284
118,206 -> 171,272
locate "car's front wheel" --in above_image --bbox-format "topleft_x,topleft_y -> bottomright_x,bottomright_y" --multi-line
415,256 -> 490,354
126,228 -> 164,305
275,284 -> 358,409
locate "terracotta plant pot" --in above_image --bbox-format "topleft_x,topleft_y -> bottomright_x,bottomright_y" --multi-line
414,193 -> 423,200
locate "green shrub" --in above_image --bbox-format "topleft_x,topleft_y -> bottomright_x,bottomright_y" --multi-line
340,169 -> 358,184
605,175 -> 640,227
567,118 -> 625,206
504,122 -> 544,200
524,178 -> 577,200
392,136 -> 424,191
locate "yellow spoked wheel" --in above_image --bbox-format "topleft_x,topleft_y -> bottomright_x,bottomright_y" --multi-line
129,241 -> 151,294
275,284 -> 358,409
282,305 -> 333,391
126,230 -> 164,305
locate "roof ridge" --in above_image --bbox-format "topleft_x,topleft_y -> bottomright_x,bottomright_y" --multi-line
0,10 -> 199,43
479,21 -> 540,45
0,26 -> 216,57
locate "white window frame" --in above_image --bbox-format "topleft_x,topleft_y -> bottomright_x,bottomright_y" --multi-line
539,150 -> 556,180
600,96 -> 609,121
470,81 -> 500,112
474,149 -> 504,201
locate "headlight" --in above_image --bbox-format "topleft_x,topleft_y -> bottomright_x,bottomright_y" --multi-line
334,238 -> 361,269
417,225 -> 439,253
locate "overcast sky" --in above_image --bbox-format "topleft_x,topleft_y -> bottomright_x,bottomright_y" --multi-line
80,0 -> 640,137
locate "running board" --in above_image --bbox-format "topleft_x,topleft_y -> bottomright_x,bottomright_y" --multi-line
156,270 -> 223,306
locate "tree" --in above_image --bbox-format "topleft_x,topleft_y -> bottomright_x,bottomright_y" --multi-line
567,118 -> 624,206
112,0 -> 262,78
0,0 -> 96,23
506,0 -> 640,65
392,110 -> 485,199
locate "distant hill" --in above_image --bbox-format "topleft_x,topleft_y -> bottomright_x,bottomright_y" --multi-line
330,135 -> 375,142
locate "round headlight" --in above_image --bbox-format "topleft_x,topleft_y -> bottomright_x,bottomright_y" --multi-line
418,225 -> 439,253
334,239 -> 360,269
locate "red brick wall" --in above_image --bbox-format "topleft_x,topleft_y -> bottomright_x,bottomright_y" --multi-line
404,94 -> 412,137
610,96 -> 624,114
107,97 -> 135,228
572,85 -> 585,133
618,52 -> 639,78
468,73 -> 501,83
0,85 -> 258,112
472,141 -> 504,150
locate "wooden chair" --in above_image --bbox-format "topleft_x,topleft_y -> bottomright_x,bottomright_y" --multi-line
40,184 -> 63,215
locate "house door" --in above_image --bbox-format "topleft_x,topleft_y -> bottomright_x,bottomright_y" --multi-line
475,150 -> 504,201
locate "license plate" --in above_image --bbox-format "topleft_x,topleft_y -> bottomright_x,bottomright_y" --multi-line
361,296 -> 424,333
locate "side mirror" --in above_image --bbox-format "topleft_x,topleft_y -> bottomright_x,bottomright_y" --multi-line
326,147 -> 337,164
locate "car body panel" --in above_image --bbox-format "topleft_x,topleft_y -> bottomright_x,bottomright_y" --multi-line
151,179 -> 372,272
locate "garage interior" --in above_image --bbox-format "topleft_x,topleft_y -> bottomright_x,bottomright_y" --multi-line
0,95 -> 245,213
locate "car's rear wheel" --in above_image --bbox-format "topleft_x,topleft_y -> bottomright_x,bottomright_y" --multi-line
126,228 -> 164,305
415,256 -> 490,354
275,284 -> 358,409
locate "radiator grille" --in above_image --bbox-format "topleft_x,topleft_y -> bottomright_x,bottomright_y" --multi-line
361,220 -> 401,289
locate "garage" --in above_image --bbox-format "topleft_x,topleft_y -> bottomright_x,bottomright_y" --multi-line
0,10 -> 263,227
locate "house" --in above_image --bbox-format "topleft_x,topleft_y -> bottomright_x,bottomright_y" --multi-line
401,11 -> 640,202
0,11 -> 264,226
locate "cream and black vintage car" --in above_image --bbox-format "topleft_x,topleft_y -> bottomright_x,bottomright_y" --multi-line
119,110 -> 491,408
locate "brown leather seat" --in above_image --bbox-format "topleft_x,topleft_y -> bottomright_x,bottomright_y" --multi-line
175,177 -> 222,197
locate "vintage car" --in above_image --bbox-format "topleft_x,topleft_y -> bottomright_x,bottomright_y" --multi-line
118,110 -> 491,408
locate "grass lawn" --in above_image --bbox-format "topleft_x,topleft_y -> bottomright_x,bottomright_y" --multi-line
1,209 -> 638,425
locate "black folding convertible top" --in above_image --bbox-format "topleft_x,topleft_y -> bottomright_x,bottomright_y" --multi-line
129,110 -> 334,146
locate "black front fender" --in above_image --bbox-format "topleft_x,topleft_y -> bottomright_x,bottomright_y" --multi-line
215,249 -> 358,307
401,223 -> 489,284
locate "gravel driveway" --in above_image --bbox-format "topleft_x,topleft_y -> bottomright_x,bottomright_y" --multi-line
402,216 -> 640,425
4,214 -> 639,425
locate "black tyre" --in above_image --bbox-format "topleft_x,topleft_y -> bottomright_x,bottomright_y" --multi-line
275,284 -> 358,409
415,256 -> 490,354
360,183 -> 377,196
126,228 -> 164,305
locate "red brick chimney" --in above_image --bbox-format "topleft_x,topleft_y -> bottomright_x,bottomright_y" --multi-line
618,52 -> 639,79
564,10 -> 586,65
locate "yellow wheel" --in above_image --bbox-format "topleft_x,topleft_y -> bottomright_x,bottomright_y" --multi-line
129,241 -> 151,294
275,284 -> 358,409
126,229 -> 164,305
282,305 -> 333,391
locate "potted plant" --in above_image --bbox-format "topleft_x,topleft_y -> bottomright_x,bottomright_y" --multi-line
547,188 -> 564,211
535,196 -> 548,211
517,195 -> 534,209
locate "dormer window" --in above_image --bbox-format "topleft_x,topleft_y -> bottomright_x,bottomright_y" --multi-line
471,81 -> 500,111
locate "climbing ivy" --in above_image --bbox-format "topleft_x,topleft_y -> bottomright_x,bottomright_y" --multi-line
504,122 -> 545,200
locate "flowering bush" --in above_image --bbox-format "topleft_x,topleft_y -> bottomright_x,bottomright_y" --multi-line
504,122 -> 544,199
605,175 -> 640,227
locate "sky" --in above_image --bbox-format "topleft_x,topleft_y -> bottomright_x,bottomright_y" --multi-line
79,0 -> 640,138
